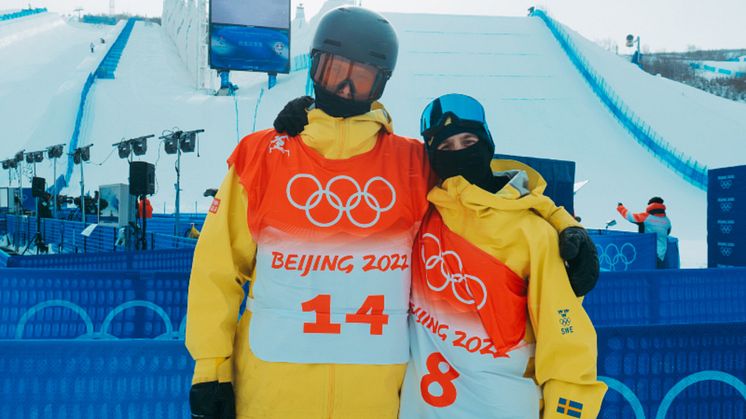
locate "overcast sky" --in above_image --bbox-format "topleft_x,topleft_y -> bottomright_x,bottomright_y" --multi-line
4,0 -> 744,52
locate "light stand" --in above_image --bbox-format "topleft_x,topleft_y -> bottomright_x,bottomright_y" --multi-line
47,144 -> 65,219
160,129 -> 203,236
113,135 -> 154,251
72,145 -> 92,224
14,150 -> 24,216
24,150 -> 46,255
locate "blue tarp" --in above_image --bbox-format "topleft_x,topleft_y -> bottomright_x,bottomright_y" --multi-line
708,165 -> 746,267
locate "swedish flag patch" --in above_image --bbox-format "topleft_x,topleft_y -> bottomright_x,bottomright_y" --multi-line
557,397 -> 583,418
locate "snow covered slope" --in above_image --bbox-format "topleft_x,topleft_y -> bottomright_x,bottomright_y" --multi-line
0,13 -> 119,155
3,6 -> 744,266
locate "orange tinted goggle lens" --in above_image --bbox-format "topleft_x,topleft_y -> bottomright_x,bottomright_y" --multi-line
313,53 -> 381,100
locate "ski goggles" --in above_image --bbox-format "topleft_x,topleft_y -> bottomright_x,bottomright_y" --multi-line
420,94 -> 491,141
311,52 -> 389,102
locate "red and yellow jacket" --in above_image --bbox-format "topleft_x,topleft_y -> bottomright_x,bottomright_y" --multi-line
400,161 -> 607,418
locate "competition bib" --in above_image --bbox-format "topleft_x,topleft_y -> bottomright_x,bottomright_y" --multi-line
400,209 -> 539,418
229,130 -> 429,364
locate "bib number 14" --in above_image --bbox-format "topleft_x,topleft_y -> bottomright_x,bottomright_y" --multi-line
302,294 -> 389,335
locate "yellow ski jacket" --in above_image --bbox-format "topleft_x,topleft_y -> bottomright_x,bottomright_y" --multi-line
420,160 -> 607,418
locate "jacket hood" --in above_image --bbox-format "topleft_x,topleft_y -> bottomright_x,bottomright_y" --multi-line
428,159 -> 551,213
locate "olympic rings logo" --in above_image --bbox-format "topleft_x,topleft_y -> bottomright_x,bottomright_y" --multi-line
421,233 -> 488,309
719,201 -> 733,213
596,243 -> 637,272
719,179 -> 733,190
720,245 -> 734,257
286,173 -> 396,228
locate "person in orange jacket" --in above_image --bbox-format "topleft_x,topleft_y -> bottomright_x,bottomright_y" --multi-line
617,197 -> 672,268
187,7 -> 599,419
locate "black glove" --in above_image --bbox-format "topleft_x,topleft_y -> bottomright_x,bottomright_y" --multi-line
273,96 -> 314,136
559,227 -> 599,297
190,381 -> 235,419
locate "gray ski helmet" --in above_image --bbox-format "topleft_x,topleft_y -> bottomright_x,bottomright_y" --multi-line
311,6 -> 399,75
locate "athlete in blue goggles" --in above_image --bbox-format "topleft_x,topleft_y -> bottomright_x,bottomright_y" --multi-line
420,93 -> 494,149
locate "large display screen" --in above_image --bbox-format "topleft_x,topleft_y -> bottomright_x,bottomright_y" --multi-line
209,0 -> 290,74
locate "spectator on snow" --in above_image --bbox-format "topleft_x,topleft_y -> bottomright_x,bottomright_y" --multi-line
617,197 -> 672,268
90,42 -> 95,53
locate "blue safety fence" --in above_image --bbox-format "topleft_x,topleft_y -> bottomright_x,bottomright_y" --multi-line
584,268 -> 746,327
4,214 -> 197,254
0,7 -> 46,21
0,269 -> 188,339
598,323 -> 746,419
0,266 -> 743,340
291,52 -> 311,72
4,248 -> 194,271
531,9 -> 708,191
64,72 -> 95,187
96,18 -> 137,79
147,213 -> 206,236
0,325 -> 743,418
81,15 -> 119,25
0,340 -> 192,419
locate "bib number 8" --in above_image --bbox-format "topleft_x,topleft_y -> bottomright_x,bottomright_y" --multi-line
420,352 -> 460,408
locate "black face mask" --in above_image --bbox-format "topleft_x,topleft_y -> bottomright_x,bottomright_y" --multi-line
314,86 -> 373,118
429,140 -> 496,191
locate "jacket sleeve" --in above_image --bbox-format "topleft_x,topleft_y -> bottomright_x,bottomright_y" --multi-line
526,223 -> 607,419
531,195 -> 581,233
185,166 -> 257,384
617,204 -> 647,224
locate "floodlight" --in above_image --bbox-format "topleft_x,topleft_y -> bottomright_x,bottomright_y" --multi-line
25,153 -> 34,164
117,141 -> 131,159
47,144 -> 65,159
34,151 -> 44,163
81,145 -> 91,162
2,160 -> 8,170
73,145 -> 92,165
179,132 -> 196,153
14,150 -> 24,163
131,135 -> 153,156
163,131 -> 181,154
